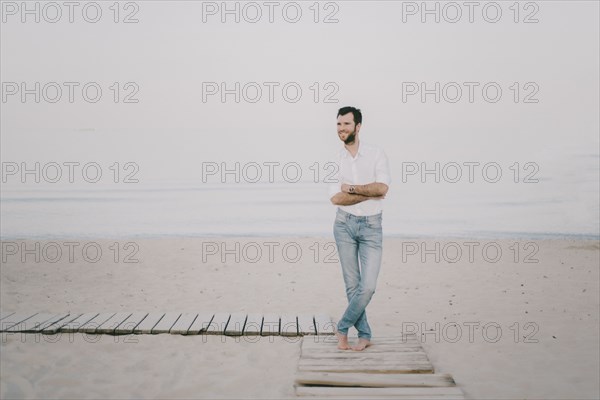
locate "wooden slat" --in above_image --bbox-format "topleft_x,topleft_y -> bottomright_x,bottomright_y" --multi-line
303,335 -> 419,344
95,313 -> 132,334
0,312 -> 38,332
205,313 -> 230,335
314,313 -> 335,335
302,336 -> 423,351
294,332 -> 462,398
43,313 -> 83,334
224,313 -> 247,336
300,351 -> 428,360
170,313 -> 198,335
303,339 -> 423,348
299,356 -> 431,367
294,372 -> 456,388
187,313 -> 214,334
114,312 -> 148,334
243,313 -> 263,335
5,313 -> 62,332
133,313 -> 165,334
364,336 -> 421,344
302,348 -> 427,356
280,314 -> 298,336
299,351 -> 431,363
0,311 -> 15,321
304,335 -> 421,347
56,313 -> 99,333
302,338 -> 420,349
78,313 -> 116,333
151,313 -> 181,333
295,386 -> 465,398
261,313 -> 280,336
30,313 -> 71,332
297,363 -> 434,374
297,314 -> 316,335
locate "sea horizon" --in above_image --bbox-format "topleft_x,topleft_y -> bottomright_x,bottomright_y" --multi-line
1,179 -> 598,241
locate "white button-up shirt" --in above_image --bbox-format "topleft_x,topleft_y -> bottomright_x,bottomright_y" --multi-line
328,141 -> 392,216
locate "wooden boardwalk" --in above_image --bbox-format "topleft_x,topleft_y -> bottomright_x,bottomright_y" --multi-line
0,311 -> 335,336
294,334 -> 465,399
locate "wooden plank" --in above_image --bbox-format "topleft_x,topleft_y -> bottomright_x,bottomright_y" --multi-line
302,346 -> 426,355
365,336 -> 421,344
170,313 -> 198,335
302,338 -> 420,349
303,335 -> 420,344
280,314 -> 298,336
296,395 -> 463,400
300,351 -> 428,360
299,355 -> 431,363
302,341 -> 422,350
30,313 -> 71,332
307,335 -> 418,343
314,313 -> 335,335
133,313 -> 165,334
5,313 -> 61,332
261,313 -> 280,336
243,313 -> 263,335
0,312 -> 38,332
299,357 -> 431,367
302,349 -> 427,357
43,313 -> 83,334
297,314 -> 316,335
114,312 -> 148,334
302,335 -> 421,350
295,386 -> 464,398
0,311 -> 15,321
297,363 -> 434,374
224,313 -> 247,336
301,345 -> 425,355
151,313 -> 181,334
294,372 -> 456,388
56,313 -> 99,333
187,313 -> 214,334
95,313 -> 132,334
78,313 -> 116,333
205,313 -> 230,335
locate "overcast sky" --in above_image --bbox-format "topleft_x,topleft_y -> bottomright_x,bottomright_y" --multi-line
1,1 -> 598,184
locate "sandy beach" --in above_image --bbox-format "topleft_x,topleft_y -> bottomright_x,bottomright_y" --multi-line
1,236 -> 598,399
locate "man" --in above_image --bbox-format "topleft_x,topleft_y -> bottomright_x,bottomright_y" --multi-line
329,106 -> 391,351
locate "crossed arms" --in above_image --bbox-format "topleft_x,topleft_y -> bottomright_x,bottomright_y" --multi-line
330,182 -> 389,206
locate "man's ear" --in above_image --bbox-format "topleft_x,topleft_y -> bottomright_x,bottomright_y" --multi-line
356,122 -> 362,133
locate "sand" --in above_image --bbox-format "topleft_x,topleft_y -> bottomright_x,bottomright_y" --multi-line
1,237 -> 599,399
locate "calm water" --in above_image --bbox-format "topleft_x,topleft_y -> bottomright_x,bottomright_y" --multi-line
1,174 -> 598,240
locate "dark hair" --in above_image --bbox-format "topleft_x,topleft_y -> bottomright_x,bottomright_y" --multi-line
337,106 -> 362,125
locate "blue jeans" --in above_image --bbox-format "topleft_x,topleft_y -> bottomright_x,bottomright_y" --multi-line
333,208 -> 383,340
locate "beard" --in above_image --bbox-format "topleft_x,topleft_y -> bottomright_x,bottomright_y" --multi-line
342,130 -> 357,145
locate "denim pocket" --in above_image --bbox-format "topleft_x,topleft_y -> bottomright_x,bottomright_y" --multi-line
366,215 -> 382,229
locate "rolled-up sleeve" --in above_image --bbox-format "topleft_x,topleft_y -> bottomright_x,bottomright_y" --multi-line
328,170 -> 342,199
328,155 -> 342,200
375,149 -> 392,186
329,181 -> 341,199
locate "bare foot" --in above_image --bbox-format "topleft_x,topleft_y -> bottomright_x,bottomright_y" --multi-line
351,338 -> 371,351
336,332 -> 351,350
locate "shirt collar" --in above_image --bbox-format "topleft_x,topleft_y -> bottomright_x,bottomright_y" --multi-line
341,141 -> 363,159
